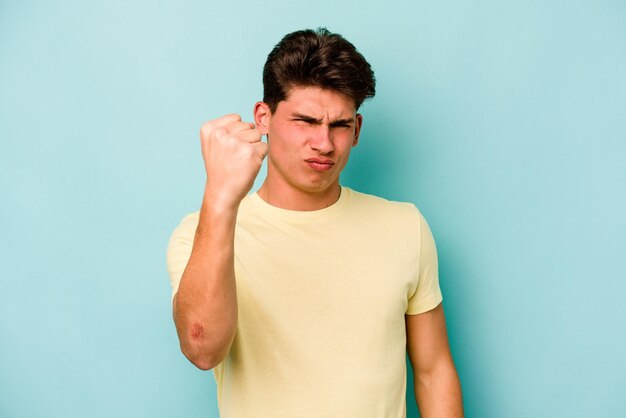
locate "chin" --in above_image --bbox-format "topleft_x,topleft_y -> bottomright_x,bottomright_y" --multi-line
297,180 -> 338,195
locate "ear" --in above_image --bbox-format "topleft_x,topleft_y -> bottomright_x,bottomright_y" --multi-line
353,113 -> 363,147
254,102 -> 271,135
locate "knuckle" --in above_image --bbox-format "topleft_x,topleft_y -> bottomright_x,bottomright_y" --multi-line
200,124 -> 211,138
212,127 -> 227,140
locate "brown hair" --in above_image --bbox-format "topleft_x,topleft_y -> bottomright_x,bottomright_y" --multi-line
262,28 -> 376,112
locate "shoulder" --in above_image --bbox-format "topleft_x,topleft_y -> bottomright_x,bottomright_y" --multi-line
174,210 -> 200,233
170,194 -> 257,237
345,188 -> 424,223
167,210 -> 200,248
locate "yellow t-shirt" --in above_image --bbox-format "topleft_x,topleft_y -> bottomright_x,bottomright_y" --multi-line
166,187 -> 442,418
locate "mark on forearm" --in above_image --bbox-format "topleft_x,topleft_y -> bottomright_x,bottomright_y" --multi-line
191,322 -> 204,340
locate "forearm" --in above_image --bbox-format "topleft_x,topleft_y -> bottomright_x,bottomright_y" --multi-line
173,188 -> 239,370
414,358 -> 464,417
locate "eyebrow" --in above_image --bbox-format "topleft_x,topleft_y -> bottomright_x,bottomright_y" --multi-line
290,113 -> 354,126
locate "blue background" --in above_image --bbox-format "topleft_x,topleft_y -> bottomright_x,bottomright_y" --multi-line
1,1 -> 625,417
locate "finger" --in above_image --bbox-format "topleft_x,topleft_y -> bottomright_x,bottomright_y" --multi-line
210,113 -> 241,129
253,141 -> 268,158
200,114 -> 242,139
253,124 -> 266,140
225,120 -> 256,134
237,128 -> 263,143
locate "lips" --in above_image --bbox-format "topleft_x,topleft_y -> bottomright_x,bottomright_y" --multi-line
305,158 -> 335,171
305,158 -> 334,165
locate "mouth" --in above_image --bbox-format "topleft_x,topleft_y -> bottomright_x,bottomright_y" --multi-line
305,158 -> 335,172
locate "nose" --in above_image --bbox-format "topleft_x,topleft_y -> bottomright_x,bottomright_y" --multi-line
309,125 -> 334,154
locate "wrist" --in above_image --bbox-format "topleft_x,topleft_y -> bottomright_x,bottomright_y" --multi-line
202,186 -> 242,215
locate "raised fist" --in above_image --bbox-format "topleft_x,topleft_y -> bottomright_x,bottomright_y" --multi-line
200,114 -> 268,209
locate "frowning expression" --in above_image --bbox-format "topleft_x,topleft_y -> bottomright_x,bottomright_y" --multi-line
255,86 -> 362,196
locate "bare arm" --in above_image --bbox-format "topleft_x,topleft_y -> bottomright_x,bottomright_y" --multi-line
406,303 -> 464,417
173,114 -> 267,370
173,192 -> 239,370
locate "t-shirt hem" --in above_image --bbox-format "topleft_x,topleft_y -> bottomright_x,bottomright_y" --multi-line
405,294 -> 443,315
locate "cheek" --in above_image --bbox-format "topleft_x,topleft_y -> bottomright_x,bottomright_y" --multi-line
335,136 -> 357,154
334,128 -> 356,143
268,133 -> 298,167
269,126 -> 308,151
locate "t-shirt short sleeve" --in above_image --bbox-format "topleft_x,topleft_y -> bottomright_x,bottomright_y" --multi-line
165,212 -> 199,301
406,210 -> 443,315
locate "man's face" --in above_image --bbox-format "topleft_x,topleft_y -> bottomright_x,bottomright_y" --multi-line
255,86 -> 362,197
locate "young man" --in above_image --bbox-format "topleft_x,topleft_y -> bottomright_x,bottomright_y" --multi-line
167,28 -> 463,417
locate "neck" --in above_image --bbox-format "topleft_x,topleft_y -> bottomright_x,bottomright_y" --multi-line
257,180 -> 341,211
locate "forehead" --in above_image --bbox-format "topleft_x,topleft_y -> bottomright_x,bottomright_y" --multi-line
275,86 -> 356,118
